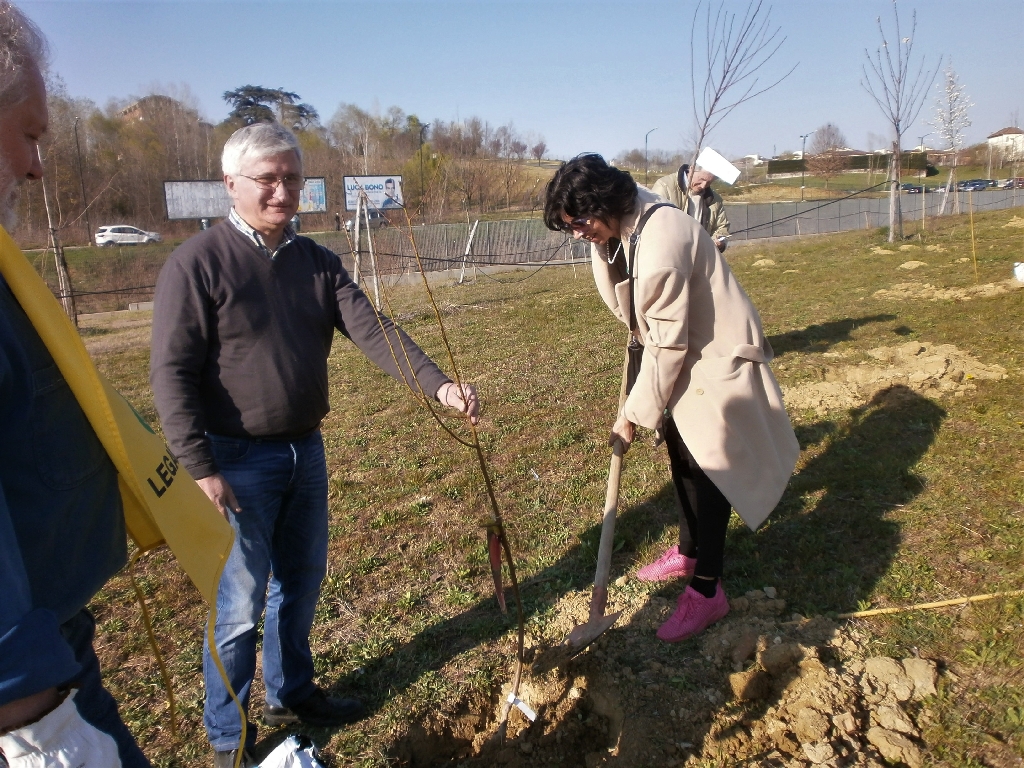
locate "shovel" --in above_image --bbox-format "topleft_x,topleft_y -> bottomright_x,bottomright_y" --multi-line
533,347 -> 632,673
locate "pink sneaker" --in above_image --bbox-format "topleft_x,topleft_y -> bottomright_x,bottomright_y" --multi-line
656,582 -> 730,642
636,546 -> 697,582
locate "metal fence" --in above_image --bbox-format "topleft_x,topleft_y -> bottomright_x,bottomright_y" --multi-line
725,187 -> 1023,240
311,188 -> 1023,277
310,219 -> 586,277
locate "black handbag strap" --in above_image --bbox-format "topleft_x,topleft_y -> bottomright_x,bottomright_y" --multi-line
627,202 -> 674,335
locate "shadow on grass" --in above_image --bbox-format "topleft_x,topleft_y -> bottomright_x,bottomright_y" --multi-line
725,384 -> 946,615
767,313 -> 896,357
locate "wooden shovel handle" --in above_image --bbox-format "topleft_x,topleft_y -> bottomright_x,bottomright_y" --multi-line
590,344 -> 632,619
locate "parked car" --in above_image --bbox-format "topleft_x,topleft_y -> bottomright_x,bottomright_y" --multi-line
900,183 -> 924,193
344,209 -> 389,232
95,225 -> 162,246
1003,177 -> 1024,189
957,179 -> 989,192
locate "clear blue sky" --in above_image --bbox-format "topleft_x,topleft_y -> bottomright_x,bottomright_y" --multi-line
20,0 -> 1024,162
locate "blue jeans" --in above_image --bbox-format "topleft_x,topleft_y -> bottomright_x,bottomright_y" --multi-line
202,431 -> 328,753
62,609 -> 151,767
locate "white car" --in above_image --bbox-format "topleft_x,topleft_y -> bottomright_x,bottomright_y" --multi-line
95,225 -> 162,246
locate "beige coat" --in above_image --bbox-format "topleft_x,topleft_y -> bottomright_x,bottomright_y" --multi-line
591,188 -> 798,530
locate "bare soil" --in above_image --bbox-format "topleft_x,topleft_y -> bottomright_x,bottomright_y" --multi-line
783,341 -> 1007,415
388,579 -> 951,768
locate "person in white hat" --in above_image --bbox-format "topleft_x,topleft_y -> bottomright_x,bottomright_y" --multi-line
652,165 -> 730,252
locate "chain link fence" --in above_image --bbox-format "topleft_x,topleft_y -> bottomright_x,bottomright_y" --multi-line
725,187 -> 1023,240
310,218 -> 585,277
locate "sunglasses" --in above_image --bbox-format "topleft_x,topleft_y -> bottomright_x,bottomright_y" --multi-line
558,216 -> 591,233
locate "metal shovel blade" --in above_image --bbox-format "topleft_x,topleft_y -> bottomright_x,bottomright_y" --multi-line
565,609 -> 621,650
530,610 -> 621,675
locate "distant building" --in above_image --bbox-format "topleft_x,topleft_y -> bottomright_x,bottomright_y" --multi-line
987,127 -> 1024,160
119,95 -> 180,122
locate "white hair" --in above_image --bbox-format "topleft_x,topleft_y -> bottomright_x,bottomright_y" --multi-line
0,1 -> 48,109
0,2 -> 45,229
221,122 -> 302,177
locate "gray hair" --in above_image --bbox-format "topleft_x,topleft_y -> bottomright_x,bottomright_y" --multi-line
221,122 -> 302,176
0,2 -> 48,109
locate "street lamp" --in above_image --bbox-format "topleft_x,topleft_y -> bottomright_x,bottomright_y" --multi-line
73,117 -> 91,243
645,127 -> 658,185
799,131 -> 813,202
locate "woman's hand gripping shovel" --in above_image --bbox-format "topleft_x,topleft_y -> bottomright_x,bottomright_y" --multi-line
533,343 -> 636,673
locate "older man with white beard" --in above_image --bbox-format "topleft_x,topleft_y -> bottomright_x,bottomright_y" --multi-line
0,3 -> 151,766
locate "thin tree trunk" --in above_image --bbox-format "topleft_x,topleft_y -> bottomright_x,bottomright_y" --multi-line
888,141 -> 903,241
40,172 -> 77,325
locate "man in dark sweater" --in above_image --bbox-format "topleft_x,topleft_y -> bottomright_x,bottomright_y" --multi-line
150,122 -> 478,768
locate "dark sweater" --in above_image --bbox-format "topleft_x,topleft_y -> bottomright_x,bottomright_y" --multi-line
150,220 -> 450,478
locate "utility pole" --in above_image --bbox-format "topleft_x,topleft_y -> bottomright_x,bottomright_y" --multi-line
799,132 -> 813,201
645,127 -> 658,185
72,117 -> 91,245
418,122 -> 430,222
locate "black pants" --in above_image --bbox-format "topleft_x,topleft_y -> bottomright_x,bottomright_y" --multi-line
664,418 -> 732,580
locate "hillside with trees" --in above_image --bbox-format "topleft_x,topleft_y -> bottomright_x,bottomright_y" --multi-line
13,80 -> 549,247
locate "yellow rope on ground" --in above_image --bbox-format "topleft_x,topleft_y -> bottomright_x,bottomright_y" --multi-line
128,550 -> 177,738
838,588 -> 1024,619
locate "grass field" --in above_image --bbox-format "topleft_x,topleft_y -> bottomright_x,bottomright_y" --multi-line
78,205 -> 1024,766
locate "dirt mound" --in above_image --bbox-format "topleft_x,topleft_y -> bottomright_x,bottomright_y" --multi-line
783,341 -> 1007,415
872,279 -> 1023,302
392,589 -> 946,767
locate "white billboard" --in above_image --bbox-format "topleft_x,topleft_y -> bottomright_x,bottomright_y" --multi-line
164,177 -> 328,220
343,175 -> 404,211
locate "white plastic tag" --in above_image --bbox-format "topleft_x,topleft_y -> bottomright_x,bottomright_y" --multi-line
506,692 -> 537,722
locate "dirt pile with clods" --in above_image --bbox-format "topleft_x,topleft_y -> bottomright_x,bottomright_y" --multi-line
782,341 -> 1007,415
872,279 -> 1024,302
388,587 -> 950,767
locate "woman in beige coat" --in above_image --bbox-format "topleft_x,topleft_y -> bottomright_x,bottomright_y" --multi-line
543,154 -> 798,641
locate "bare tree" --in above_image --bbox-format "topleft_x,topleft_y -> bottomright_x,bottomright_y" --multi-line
807,122 -> 848,192
861,1 -> 941,241
809,123 -> 846,154
531,141 -> 546,164
689,0 -> 795,165
928,65 -> 971,215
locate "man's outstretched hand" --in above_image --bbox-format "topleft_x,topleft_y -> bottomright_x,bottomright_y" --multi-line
437,382 -> 480,424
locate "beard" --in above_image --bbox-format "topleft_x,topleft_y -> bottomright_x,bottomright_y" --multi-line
0,157 -> 20,232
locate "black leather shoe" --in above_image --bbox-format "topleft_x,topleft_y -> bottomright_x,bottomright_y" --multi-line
264,688 -> 366,727
213,748 -> 256,768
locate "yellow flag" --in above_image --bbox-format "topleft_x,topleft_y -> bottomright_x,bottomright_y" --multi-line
0,227 -> 232,605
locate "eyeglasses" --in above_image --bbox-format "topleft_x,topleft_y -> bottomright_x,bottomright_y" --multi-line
239,174 -> 305,192
558,216 -> 591,233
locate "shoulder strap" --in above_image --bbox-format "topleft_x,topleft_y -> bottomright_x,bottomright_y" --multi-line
627,202 -> 674,334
